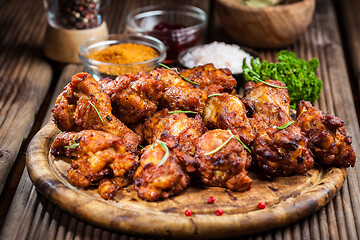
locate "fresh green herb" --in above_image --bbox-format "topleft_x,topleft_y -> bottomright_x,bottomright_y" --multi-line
275,121 -> 295,130
204,130 -> 251,156
152,140 -> 169,166
159,63 -> 199,85
138,144 -> 144,149
64,136 -> 80,149
204,135 -> 233,156
231,131 -> 251,153
89,101 -> 104,123
168,110 -> 198,114
208,94 -> 222,98
242,50 -> 323,109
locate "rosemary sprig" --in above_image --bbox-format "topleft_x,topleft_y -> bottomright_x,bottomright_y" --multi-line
204,135 -> 233,156
152,140 -> 170,166
275,121 -> 295,130
208,94 -> 222,98
159,63 -> 199,85
231,131 -> 251,153
204,130 -> 251,156
89,101 -> 104,123
168,110 -> 198,114
64,136 -> 80,149
255,76 -> 287,89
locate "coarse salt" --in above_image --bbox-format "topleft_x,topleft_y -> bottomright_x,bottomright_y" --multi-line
181,41 -> 253,74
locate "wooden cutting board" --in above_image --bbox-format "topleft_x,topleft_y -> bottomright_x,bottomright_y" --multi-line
26,122 -> 347,239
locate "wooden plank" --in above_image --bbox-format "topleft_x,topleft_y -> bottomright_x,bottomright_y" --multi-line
0,0 -> 53,195
335,0 -> 360,125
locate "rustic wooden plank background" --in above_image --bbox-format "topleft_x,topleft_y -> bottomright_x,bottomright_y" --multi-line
0,0 -> 359,239
0,0 -> 53,196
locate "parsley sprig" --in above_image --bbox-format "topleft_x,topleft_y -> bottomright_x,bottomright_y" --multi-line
242,50 -> 323,109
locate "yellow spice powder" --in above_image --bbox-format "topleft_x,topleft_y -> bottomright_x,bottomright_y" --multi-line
88,43 -> 159,64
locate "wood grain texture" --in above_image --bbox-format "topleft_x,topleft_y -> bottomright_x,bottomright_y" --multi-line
0,0 -> 53,195
335,0 -> 360,124
0,0 -> 359,239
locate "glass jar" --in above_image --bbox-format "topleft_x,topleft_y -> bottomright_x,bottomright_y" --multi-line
43,0 -> 108,29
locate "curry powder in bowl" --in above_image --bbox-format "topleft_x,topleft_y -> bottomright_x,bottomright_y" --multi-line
79,34 -> 166,80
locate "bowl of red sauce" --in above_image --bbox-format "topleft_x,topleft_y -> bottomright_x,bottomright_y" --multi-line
126,5 -> 207,64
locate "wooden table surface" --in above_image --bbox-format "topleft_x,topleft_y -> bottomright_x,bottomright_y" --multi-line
0,0 -> 359,239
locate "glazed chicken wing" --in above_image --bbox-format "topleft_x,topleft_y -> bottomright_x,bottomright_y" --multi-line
143,109 -> 207,157
195,129 -> 252,192
180,63 -> 237,95
242,80 -> 292,128
51,130 -> 138,199
202,93 -> 255,146
100,71 -> 164,125
52,72 -> 140,149
150,67 -> 208,114
295,100 -> 356,167
252,122 -> 314,176
133,143 -> 190,201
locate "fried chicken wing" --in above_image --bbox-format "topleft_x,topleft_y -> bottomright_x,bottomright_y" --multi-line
242,80 -> 292,128
51,130 -> 138,199
195,129 -> 252,191
52,72 -> 140,149
180,63 -> 237,95
150,67 -> 208,114
100,71 -> 164,124
202,93 -> 255,145
295,100 -> 356,167
252,123 -> 314,176
143,109 -> 207,157
143,109 -> 207,173
133,143 -> 190,201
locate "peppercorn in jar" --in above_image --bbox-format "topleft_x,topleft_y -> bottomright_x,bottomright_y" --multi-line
43,0 -> 107,29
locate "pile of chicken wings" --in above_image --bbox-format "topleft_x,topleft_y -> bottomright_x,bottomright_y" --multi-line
50,64 -> 356,202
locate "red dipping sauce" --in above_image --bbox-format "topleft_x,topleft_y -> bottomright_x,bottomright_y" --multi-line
149,22 -> 201,63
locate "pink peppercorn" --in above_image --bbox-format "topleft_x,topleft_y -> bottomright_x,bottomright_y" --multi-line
258,202 -> 266,209
215,209 -> 223,216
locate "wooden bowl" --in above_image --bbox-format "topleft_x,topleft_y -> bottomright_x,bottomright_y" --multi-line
215,0 -> 315,49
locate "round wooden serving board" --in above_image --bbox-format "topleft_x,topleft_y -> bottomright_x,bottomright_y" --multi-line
26,122 -> 347,239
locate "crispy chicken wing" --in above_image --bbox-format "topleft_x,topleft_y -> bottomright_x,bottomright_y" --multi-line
295,100 -> 356,167
180,63 -> 237,95
242,80 -> 292,128
133,143 -> 190,201
52,72 -> 140,149
143,109 -> 207,173
143,109 -> 207,158
51,130 -> 138,199
100,71 -> 164,125
195,129 -> 252,192
150,67 -> 208,114
202,93 -> 255,146
252,123 -> 314,176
